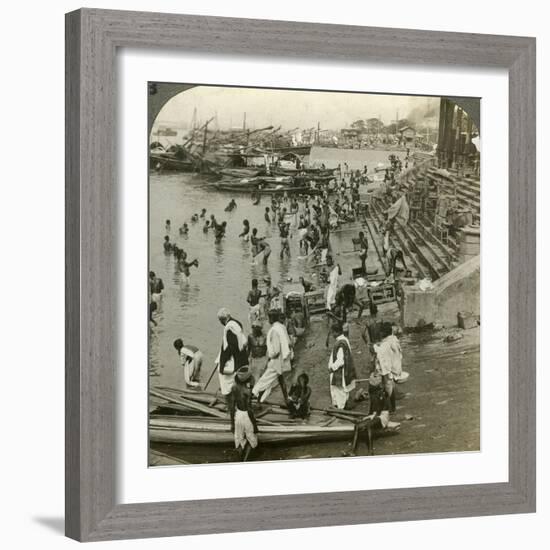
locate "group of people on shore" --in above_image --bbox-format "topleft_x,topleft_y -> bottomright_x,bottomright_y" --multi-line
171,305 -> 309,460
170,279 -> 406,461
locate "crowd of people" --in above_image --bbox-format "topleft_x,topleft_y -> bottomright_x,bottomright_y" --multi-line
150,155 -> 412,460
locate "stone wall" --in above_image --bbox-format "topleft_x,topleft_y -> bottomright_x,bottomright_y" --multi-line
401,255 -> 480,329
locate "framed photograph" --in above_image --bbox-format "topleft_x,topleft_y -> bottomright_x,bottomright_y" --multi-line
65,8 -> 536,542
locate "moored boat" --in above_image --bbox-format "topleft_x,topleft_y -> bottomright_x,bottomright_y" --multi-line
256,185 -> 324,196
293,174 -> 335,185
149,414 -> 354,445
271,167 -> 335,177
218,167 -> 265,178
150,152 -> 195,172
212,182 -> 323,195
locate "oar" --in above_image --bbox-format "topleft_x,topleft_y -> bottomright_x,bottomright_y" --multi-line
327,411 -> 359,423
203,363 -> 219,391
326,407 -> 371,418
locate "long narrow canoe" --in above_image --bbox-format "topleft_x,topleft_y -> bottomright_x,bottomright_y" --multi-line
218,168 -> 265,178
149,415 -> 355,445
271,167 -> 335,177
212,183 -> 323,195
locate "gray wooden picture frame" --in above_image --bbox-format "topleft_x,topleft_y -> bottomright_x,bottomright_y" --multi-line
65,8 -> 536,542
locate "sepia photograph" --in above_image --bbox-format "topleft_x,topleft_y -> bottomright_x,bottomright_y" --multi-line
147,84 -> 481,466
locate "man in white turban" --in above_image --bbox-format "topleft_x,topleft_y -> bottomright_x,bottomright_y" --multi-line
215,308 -> 249,410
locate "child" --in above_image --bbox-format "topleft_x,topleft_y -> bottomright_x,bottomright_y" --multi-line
230,367 -> 259,461
288,373 -> 311,419
239,219 -> 251,241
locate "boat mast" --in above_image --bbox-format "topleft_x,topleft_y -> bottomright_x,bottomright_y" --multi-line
202,119 -> 210,155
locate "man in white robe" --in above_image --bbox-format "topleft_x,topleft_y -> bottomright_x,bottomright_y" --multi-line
328,323 -> 357,409
373,328 -> 408,412
215,308 -> 249,399
252,310 -> 292,403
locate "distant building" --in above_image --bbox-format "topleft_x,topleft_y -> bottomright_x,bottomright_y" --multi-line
398,126 -> 416,144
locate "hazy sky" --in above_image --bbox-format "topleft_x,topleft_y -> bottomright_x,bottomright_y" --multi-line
155,85 -> 439,131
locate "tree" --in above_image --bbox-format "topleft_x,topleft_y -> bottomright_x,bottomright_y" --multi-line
365,118 -> 384,134
350,119 -> 367,132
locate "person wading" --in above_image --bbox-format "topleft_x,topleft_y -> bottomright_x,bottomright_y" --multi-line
173,339 -> 203,388
149,271 -> 164,304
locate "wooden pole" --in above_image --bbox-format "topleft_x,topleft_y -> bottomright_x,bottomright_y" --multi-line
202,120 -> 209,155
150,389 -> 226,419
203,363 -> 219,391
437,98 -> 447,166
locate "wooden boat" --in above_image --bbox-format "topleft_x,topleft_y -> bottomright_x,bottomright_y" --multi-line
150,387 -> 331,425
293,174 -> 335,184
218,167 -> 265,178
271,167 -> 335,177
272,145 -> 312,156
149,415 -> 355,445
150,153 -> 195,172
212,175 -> 293,190
212,183 -> 323,195
148,387 -> 399,450
257,186 -> 323,196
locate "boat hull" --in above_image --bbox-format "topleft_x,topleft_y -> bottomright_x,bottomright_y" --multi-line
149,415 -> 354,445
213,183 -> 323,195
150,153 -> 195,172
218,168 -> 264,178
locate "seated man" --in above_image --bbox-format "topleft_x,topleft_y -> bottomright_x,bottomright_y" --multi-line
173,339 -> 203,388
287,372 -> 312,419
